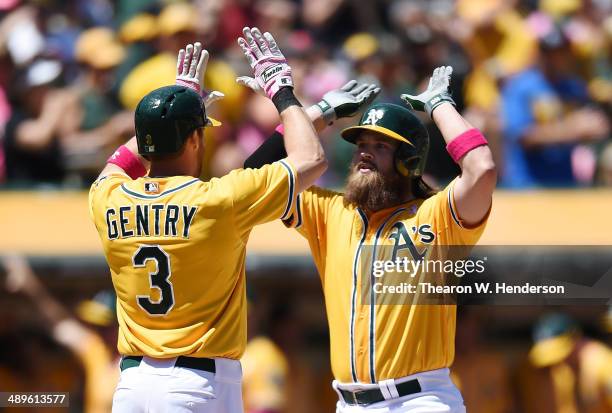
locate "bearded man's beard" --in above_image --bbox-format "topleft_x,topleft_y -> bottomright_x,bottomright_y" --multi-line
344,164 -> 409,211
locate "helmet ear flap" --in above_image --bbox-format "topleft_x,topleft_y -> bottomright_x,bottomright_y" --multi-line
395,156 -> 421,177
395,144 -> 422,177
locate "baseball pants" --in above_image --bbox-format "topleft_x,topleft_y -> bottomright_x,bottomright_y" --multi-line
112,356 -> 243,413
333,368 -> 466,413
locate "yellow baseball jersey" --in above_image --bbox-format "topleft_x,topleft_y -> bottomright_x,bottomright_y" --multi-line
89,160 -> 297,359
284,179 -> 489,383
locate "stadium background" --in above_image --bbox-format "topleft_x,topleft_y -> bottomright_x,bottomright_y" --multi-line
0,0 -> 610,412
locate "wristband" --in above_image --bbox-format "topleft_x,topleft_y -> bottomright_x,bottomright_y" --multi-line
107,145 -> 147,179
271,87 -> 302,114
446,129 -> 488,163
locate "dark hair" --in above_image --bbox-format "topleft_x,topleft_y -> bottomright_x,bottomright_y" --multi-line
411,176 -> 438,199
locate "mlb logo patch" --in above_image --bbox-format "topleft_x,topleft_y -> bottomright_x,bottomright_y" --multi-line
144,182 -> 160,194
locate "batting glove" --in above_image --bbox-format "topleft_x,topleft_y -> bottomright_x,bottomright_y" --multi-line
401,66 -> 455,117
236,27 -> 293,100
175,42 -> 225,109
316,80 -> 381,125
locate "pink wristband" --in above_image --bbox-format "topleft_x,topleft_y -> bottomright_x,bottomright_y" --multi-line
275,124 -> 285,135
107,145 -> 147,179
446,129 -> 488,163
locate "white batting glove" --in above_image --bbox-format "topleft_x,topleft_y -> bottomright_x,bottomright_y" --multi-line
202,90 -> 225,110
236,27 -> 293,100
316,80 -> 381,125
176,42 -> 224,109
401,66 -> 455,117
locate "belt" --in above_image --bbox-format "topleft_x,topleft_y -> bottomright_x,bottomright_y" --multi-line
120,356 -> 216,373
339,379 -> 422,406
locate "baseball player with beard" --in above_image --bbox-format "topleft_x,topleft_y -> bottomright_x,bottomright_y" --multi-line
244,66 -> 496,412
89,27 -> 327,412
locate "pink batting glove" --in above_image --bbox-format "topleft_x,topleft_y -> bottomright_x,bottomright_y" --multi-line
236,27 -> 293,100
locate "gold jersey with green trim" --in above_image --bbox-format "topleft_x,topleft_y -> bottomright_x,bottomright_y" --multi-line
89,160 -> 297,359
284,179 -> 489,383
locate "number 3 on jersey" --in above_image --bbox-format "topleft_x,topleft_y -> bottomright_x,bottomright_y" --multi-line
133,245 -> 175,316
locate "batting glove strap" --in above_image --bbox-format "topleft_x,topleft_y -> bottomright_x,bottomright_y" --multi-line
316,99 -> 336,125
255,60 -> 293,99
424,92 -> 456,117
175,78 -> 201,94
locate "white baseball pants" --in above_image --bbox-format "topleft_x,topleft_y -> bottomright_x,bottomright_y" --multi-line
333,368 -> 466,413
112,357 -> 243,413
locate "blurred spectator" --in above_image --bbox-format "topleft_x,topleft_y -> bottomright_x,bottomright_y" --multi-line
60,27 -> 134,184
0,0 -> 608,189
500,24 -> 610,188
2,255 -> 119,413
522,313 -> 612,413
452,309 -> 514,413
2,58 -> 69,185
119,2 -> 198,110
242,295 -> 289,413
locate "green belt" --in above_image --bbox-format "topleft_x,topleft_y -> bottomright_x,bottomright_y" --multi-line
120,356 -> 216,374
339,379 -> 422,406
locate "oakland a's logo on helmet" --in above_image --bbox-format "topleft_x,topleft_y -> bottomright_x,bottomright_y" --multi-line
363,109 -> 385,126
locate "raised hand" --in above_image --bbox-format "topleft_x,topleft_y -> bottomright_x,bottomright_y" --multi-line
401,66 -> 455,117
317,80 -> 381,125
236,27 -> 293,100
176,42 -> 224,109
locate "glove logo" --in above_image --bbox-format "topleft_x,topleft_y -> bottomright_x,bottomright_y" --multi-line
363,109 -> 385,126
262,64 -> 284,82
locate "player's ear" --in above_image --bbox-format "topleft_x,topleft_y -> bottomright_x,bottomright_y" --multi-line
188,129 -> 203,150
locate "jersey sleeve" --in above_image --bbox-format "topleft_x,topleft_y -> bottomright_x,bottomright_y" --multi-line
227,159 -> 298,234
282,186 -> 343,268
418,178 -> 490,246
88,173 -> 131,224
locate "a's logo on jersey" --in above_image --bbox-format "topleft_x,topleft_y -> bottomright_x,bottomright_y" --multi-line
144,182 -> 159,194
363,109 -> 384,126
388,222 -> 433,261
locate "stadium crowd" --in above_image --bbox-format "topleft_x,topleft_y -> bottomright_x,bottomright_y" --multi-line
0,0 -> 609,189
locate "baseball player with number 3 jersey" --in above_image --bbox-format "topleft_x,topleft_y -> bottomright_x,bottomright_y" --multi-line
89,28 -> 327,412
245,66 -> 496,412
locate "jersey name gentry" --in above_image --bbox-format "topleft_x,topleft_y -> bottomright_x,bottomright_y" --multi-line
89,160 -> 297,359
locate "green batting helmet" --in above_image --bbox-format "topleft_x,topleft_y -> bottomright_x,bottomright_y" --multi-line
341,103 -> 429,177
135,85 -> 220,155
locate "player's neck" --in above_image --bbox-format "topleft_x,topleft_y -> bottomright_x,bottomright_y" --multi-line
366,193 -> 417,213
148,160 -> 198,178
